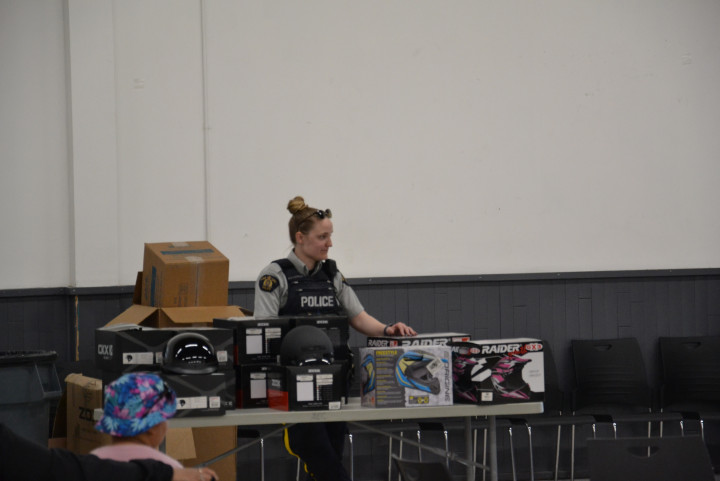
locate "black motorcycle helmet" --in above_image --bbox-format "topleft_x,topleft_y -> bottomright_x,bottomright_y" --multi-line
280,325 -> 334,366
162,332 -> 218,375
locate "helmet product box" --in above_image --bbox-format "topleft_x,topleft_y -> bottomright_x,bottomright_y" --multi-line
95,325 -> 175,373
359,346 -> 453,408
450,338 -> 544,405
289,315 -> 351,360
95,325 -> 233,374
163,371 -> 236,417
235,363 -> 273,409
213,316 -> 291,364
366,332 -> 471,348
267,363 -> 345,411
101,370 -> 236,417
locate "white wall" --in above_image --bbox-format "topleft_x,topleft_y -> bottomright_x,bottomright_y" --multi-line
1,0 -> 70,288
1,0 -> 719,289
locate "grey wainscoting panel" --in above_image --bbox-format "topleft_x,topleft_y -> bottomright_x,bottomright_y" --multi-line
1,271 -> 719,480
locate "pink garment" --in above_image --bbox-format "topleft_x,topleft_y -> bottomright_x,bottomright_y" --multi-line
91,443 -> 184,469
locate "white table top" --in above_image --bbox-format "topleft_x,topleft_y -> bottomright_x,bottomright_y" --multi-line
167,398 -> 544,428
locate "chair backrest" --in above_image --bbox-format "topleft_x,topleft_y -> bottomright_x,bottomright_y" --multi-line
588,435 -> 714,481
571,337 -> 652,413
659,336 -> 720,411
392,455 -> 453,481
540,341 -> 565,414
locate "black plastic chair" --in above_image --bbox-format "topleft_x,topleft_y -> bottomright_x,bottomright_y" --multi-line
587,435 -> 714,481
391,421 -> 452,481
658,336 -> 720,439
392,455 -> 454,481
295,431 -> 355,481
237,428 -> 265,481
502,341 -> 595,481
570,338 -> 680,480
416,422 -> 450,469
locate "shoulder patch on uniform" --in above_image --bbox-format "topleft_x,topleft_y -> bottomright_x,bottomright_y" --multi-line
259,275 -> 280,292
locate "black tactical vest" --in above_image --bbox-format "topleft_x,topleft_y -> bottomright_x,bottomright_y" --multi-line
274,258 -> 345,316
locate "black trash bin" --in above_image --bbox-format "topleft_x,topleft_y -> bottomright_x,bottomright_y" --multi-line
0,351 -> 62,446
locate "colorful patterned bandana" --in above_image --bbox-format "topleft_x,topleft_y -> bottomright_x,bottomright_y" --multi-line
95,372 -> 177,437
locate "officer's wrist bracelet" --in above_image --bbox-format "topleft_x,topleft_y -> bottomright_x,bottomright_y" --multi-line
383,323 -> 395,336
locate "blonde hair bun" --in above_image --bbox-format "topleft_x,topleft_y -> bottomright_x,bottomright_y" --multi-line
287,196 -> 308,215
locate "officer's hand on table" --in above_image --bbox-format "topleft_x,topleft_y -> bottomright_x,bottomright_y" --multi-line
386,322 -> 416,337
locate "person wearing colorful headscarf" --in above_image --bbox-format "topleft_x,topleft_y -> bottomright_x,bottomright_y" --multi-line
0,421 -> 217,481
91,372 -> 212,479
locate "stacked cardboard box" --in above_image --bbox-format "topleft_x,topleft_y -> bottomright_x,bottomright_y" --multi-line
142,241 -> 230,308
78,241 -> 242,481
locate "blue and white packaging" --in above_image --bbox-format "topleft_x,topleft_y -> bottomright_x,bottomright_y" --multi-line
359,345 -> 453,408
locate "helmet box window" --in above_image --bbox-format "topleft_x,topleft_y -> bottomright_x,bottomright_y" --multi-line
163,332 -> 219,375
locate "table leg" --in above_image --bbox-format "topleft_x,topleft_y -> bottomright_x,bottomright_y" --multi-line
488,416 -> 498,481
464,417 -> 474,481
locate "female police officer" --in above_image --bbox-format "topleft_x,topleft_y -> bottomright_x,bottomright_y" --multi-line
254,195 -> 415,481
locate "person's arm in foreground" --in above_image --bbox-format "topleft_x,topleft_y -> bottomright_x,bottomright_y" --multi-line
0,423 -> 215,481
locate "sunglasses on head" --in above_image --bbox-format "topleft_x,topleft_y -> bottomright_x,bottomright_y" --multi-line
298,209 -> 332,224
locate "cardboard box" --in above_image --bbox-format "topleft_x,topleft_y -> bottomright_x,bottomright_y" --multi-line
106,272 -> 246,330
449,338 -> 545,405
290,315 -> 351,360
142,241 -> 229,307
359,345 -> 453,408
181,426 -> 237,481
236,364 -> 273,408
267,363 -> 345,411
65,373 -> 112,454
95,325 -> 234,373
214,316 -> 291,364
111,304 -> 247,329
366,331 -> 471,348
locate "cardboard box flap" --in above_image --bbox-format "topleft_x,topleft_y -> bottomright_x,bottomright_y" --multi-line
101,323 -> 162,332
160,305 -> 245,326
106,305 -> 245,328
106,304 -> 158,326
